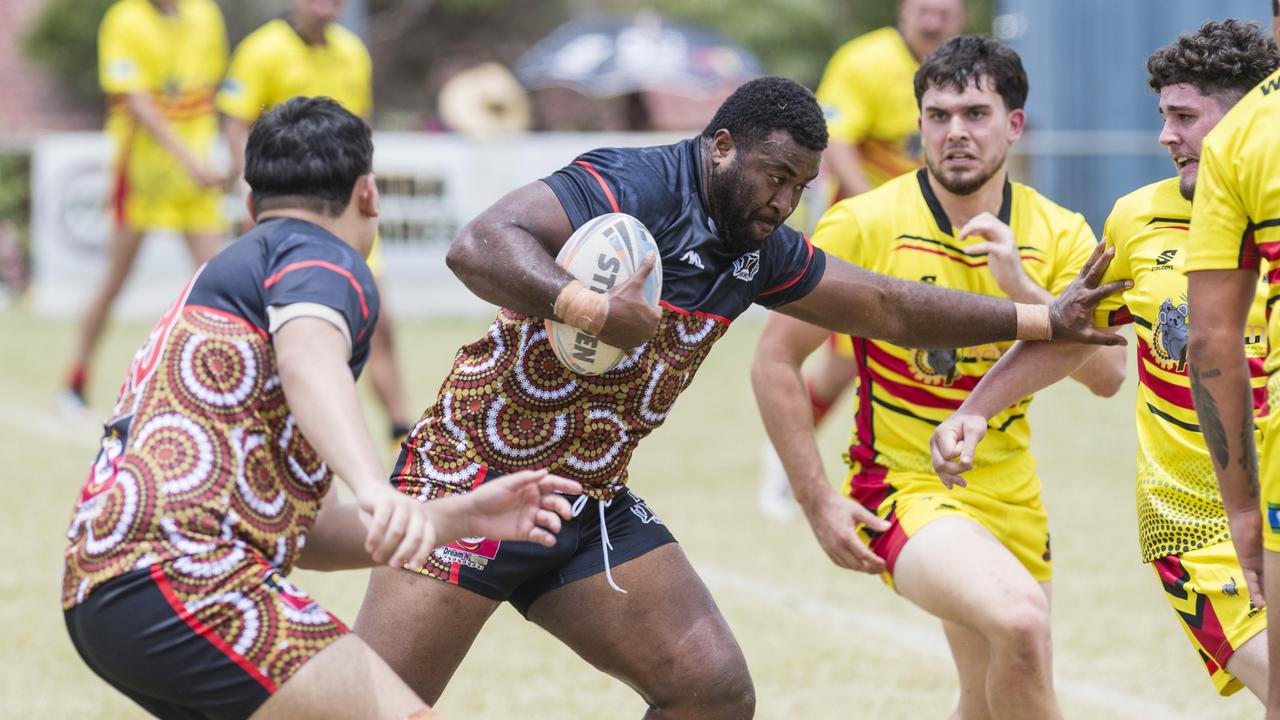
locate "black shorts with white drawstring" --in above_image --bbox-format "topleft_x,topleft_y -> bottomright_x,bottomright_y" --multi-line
404,486 -> 676,615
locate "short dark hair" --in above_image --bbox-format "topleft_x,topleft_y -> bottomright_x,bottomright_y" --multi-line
245,96 -> 374,217
914,36 -> 1028,111
1147,19 -> 1279,100
701,76 -> 828,152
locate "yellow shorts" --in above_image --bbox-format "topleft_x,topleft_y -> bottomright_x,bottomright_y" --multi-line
1152,541 -> 1266,696
1261,374 -> 1280,552
114,159 -> 224,233
848,465 -> 1051,589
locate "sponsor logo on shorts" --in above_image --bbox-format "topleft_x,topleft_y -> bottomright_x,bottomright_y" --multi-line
434,536 -> 501,571
261,568 -> 319,612
629,500 -> 663,525
1268,503 -> 1280,534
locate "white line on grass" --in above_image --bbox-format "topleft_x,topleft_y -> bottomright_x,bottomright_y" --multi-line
700,563 -> 1193,720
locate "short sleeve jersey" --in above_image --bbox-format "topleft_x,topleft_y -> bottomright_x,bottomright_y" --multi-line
1095,178 -> 1267,561
815,27 -> 923,189
394,139 -> 826,499
1184,69 -> 1280,379
63,218 -> 379,609
99,0 -> 226,173
217,19 -> 373,120
816,169 -> 1096,499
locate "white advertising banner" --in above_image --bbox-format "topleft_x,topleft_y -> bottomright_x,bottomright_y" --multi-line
31,131 -> 682,318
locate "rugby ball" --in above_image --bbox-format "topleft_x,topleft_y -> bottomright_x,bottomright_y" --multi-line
545,213 -> 663,375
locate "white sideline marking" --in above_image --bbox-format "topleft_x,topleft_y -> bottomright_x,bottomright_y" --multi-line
700,563 -> 1193,719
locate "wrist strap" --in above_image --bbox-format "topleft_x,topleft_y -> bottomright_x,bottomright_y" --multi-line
554,280 -> 609,335
1014,303 -> 1052,341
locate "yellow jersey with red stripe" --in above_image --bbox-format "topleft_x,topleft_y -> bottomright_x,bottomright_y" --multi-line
815,27 -> 922,190
217,19 -> 373,121
1095,178 -> 1267,562
815,169 -> 1095,500
1184,68 -> 1280,373
99,0 -> 226,199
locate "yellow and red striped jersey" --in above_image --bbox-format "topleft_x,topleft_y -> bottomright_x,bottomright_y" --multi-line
98,0 -> 226,188
815,169 -> 1095,499
1184,68 -> 1280,378
815,27 -> 923,191
1096,178 -> 1267,561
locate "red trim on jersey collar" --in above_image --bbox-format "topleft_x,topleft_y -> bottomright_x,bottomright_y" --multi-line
576,161 -> 621,214
262,260 -> 370,319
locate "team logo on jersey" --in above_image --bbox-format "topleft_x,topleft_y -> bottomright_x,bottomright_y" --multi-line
434,536 -> 501,571
1152,297 -> 1189,371
680,250 -> 705,270
732,252 -> 760,282
1155,249 -> 1177,266
910,348 -> 960,385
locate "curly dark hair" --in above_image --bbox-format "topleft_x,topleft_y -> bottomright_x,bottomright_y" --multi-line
914,36 -> 1028,111
701,76 -> 828,152
1147,19 -> 1279,98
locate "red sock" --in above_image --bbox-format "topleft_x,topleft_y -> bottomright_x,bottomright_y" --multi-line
67,364 -> 87,395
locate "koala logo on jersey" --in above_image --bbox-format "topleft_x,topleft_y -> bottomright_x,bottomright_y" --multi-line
732,251 -> 760,282
1152,297 -> 1189,371
910,348 -> 960,385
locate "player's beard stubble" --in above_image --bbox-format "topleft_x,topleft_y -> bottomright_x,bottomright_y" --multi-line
708,156 -> 779,254
925,145 -> 1009,197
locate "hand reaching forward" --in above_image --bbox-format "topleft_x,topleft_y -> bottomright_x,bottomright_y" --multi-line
1047,241 -> 1131,346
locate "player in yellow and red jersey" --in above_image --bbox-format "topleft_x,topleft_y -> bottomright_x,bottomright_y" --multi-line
754,38 -> 1127,718
931,21 -> 1279,703
759,0 -> 968,519
62,0 -> 229,417
1183,7 -> 1280,715
217,0 -> 414,453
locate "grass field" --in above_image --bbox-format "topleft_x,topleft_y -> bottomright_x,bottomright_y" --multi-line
0,307 -> 1260,719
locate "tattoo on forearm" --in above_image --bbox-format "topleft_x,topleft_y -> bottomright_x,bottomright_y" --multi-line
1190,366 -> 1230,470
1239,389 -> 1260,497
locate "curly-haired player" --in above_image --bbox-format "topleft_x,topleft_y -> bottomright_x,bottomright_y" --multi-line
932,20 -> 1280,703
62,97 -> 580,720
353,75 -> 1124,717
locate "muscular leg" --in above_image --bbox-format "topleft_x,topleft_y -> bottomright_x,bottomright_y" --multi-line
1226,629 -> 1269,702
182,230 -> 223,265
1264,550 -> 1280,719
893,517 -> 1060,720
68,225 -> 146,391
942,582 -> 1051,720
353,566 -> 500,704
251,634 -> 436,720
526,544 -> 753,719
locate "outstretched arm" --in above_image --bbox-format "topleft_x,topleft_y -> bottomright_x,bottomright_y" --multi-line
1187,268 -> 1264,608
779,239 -> 1128,349
446,181 -> 659,348
930,337 -> 1114,488
277,317 -> 579,572
751,312 -> 889,573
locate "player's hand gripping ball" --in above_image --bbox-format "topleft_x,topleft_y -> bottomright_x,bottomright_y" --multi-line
546,213 -> 662,375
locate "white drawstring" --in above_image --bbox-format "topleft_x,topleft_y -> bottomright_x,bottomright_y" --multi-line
569,494 -> 626,594
598,498 -> 626,594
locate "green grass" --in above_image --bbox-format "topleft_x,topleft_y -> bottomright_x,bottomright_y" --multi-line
0,307 -> 1258,718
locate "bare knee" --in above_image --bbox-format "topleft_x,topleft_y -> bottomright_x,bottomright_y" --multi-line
645,619 -> 755,719
987,593 -> 1052,668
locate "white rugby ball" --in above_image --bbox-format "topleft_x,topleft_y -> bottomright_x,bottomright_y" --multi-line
545,213 -> 663,375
